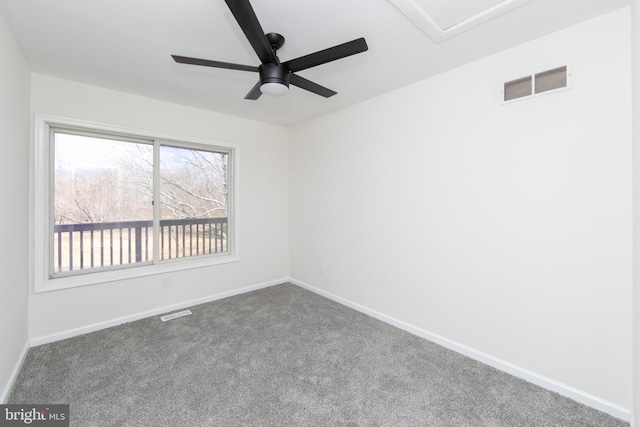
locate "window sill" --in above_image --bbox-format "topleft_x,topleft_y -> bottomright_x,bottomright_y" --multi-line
34,254 -> 239,293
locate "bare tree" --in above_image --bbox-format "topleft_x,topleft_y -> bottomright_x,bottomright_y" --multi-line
54,140 -> 229,224
158,147 -> 228,219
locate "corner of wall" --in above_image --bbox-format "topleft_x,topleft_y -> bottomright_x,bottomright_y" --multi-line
0,8 -> 31,404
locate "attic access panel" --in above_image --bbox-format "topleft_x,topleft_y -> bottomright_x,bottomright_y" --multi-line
388,0 -> 532,42
415,0 -> 510,30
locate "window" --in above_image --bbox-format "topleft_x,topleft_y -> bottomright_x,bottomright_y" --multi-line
35,115 -> 239,292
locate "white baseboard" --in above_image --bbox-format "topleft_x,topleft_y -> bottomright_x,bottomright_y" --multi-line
1,341 -> 29,403
289,278 -> 631,422
30,278 -> 286,347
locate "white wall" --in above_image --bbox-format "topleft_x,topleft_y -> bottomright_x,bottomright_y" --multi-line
29,74 -> 290,340
0,12 -> 30,401
290,7 -> 632,413
632,0 -> 640,424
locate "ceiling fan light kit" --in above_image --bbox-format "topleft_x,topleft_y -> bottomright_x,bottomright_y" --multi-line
260,82 -> 289,96
172,0 -> 368,100
259,62 -> 290,96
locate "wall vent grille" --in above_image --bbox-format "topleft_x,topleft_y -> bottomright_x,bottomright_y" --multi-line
503,65 -> 569,102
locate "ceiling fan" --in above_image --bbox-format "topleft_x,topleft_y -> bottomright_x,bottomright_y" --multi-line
172,0 -> 368,100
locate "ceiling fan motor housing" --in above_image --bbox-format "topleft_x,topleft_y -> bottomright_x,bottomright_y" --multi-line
259,63 -> 290,88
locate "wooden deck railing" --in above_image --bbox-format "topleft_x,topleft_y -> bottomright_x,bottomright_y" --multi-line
53,217 -> 227,273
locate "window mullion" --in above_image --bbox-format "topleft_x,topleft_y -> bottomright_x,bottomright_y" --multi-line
152,140 -> 161,264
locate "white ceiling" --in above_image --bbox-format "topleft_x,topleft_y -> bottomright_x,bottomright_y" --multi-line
0,0 -> 629,127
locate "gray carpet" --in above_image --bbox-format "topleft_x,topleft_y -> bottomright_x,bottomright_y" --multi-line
9,283 -> 628,426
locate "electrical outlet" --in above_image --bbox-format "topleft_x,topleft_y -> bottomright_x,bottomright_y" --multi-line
161,279 -> 170,289
320,264 -> 326,275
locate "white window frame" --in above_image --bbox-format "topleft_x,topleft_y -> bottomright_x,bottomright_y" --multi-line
33,114 -> 240,293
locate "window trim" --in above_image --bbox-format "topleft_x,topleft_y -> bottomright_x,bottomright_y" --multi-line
34,114 -> 240,293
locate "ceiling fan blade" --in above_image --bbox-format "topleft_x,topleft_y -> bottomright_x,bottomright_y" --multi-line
290,74 -> 337,98
284,38 -> 368,73
244,81 -> 263,100
224,0 -> 277,64
172,55 -> 258,72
